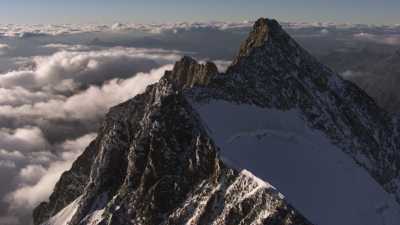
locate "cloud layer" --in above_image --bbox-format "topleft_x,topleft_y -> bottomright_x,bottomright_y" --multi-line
0,44 -> 10,56
0,64 -> 172,121
1,21 -> 400,38
0,127 -> 48,152
353,33 -> 400,45
0,43 -> 180,224
6,133 -> 96,210
0,47 -> 180,91
0,19 -> 399,225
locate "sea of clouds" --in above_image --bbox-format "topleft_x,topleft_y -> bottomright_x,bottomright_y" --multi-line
0,21 -> 238,224
0,47 -> 179,224
0,20 -> 400,225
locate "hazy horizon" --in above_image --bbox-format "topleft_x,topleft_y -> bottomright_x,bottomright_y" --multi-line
0,0 -> 399,25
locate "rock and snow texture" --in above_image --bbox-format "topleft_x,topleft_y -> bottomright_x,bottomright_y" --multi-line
187,17 -> 400,205
193,100 -> 400,225
42,196 -> 82,225
35,18 -> 400,225
36,74 -> 311,225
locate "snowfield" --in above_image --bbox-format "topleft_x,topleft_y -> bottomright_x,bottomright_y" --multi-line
193,99 -> 400,225
42,196 -> 82,225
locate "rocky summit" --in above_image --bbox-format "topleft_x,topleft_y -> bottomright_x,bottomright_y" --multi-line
34,18 -> 400,225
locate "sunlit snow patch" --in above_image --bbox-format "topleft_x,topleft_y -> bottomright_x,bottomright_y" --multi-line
42,196 -> 82,225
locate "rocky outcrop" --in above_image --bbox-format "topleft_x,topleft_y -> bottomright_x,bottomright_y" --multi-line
232,18 -> 271,65
33,141 -> 98,225
165,56 -> 218,89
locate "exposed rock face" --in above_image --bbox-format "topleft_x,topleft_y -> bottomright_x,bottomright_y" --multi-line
34,69 -> 311,225
233,18 -> 271,64
34,18 -> 400,225
229,19 -> 400,199
33,141 -> 98,225
165,56 -> 218,89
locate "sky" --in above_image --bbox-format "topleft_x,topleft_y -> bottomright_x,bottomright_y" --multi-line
0,0 -> 399,25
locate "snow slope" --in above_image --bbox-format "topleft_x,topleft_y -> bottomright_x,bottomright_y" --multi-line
193,99 -> 400,225
42,196 -> 82,225
42,194 -> 106,225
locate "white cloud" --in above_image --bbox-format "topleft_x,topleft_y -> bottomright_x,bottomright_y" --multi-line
18,165 -> 47,184
59,133 -> 96,160
0,24 -> 107,37
0,43 -> 10,55
1,62 -> 172,216
211,60 -> 231,72
0,53 -> 173,214
27,151 -> 56,165
0,127 -> 48,152
341,70 -> 365,79
0,150 -> 25,161
0,21 -> 253,37
0,87 -> 65,106
6,133 -> 96,210
320,29 -> 330,35
43,43 -> 91,51
0,64 -> 172,121
0,160 -> 16,168
0,35 -> 232,223
354,32 -> 376,39
110,21 -> 254,33
353,33 -> 400,45
0,47 -> 180,91
1,21 -> 400,39
2,65 -> 168,211
7,160 -> 74,209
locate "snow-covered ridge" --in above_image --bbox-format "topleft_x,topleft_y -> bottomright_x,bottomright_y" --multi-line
42,196 -> 82,225
36,60 -> 312,225
34,17 -> 400,225
192,100 -> 400,225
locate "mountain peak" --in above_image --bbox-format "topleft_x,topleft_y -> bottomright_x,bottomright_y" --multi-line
165,56 -> 218,89
34,18 -> 400,225
232,18 -> 284,65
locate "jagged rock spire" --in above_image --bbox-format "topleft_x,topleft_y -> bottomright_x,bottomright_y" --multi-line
232,18 -> 286,65
236,18 -> 270,59
165,56 -> 218,89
